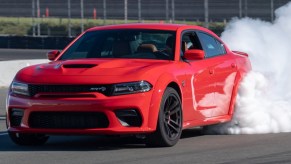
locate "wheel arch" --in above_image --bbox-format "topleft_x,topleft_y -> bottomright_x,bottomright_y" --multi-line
228,71 -> 246,117
147,74 -> 183,131
228,56 -> 251,117
167,82 -> 182,102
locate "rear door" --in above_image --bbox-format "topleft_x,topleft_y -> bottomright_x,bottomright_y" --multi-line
197,32 -> 237,117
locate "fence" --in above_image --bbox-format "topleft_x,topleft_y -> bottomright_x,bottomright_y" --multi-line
0,36 -> 74,49
0,0 -> 290,37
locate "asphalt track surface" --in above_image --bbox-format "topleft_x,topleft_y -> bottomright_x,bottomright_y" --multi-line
0,49 -> 48,61
1,49 -> 291,164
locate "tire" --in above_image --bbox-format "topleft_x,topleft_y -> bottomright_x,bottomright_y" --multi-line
147,87 -> 182,147
8,132 -> 49,146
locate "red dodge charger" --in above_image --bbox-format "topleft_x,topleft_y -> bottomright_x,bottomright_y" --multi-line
6,24 -> 251,147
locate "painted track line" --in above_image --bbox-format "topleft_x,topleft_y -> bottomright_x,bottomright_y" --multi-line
0,132 -> 8,136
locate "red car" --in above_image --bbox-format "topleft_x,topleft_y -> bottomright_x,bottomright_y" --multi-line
6,24 -> 251,147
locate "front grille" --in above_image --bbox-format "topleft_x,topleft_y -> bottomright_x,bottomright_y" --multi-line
28,84 -> 112,97
29,112 -> 109,129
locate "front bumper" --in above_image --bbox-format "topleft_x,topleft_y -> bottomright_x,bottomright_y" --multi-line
7,92 -> 156,135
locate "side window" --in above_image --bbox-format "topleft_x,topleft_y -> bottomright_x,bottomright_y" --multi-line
197,32 -> 226,58
181,32 -> 202,55
216,39 -> 226,54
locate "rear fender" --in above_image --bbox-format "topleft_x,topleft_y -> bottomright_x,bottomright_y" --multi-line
228,72 -> 242,116
228,59 -> 251,116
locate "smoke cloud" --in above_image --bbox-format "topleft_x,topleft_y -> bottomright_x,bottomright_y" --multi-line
208,2 -> 291,134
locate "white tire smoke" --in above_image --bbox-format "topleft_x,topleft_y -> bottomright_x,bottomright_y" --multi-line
208,2 -> 291,134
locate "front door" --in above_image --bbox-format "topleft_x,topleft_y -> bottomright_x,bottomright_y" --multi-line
182,31 -> 216,118
197,32 -> 237,117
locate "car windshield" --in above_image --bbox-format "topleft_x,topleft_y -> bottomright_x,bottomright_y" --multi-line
59,29 -> 176,60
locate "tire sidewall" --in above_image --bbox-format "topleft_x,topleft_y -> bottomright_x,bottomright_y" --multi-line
157,87 -> 182,146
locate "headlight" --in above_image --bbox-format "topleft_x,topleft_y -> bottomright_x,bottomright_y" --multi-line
112,81 -> 152,96
11,82 -> 29,96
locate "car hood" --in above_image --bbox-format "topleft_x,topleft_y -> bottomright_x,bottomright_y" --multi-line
15,59 -> 172,84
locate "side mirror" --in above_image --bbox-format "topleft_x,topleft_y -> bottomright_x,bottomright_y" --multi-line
184,49 -> 205,60
47,50 -> 60,61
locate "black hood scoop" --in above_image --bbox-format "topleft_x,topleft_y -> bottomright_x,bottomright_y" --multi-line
63,64 -> 97,68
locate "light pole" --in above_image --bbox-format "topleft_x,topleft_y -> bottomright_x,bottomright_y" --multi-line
204,0 -> 209,28
271,0 -> 274,22
36,0 -> 40,36
138,0 -> 141,22
124,0 -> 128,23
80,0 -> 84,33
165,0 -> 169,21
103,0 -> 106,25
32,0 -> 36,36
68,0 -> 71,37
171,0 -> 175,23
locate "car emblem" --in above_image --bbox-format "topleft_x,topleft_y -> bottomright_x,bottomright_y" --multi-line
89,87 -> 106,92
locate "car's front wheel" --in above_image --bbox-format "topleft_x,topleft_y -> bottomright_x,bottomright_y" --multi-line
8,132 -> 49,146
147,87 -> 182,147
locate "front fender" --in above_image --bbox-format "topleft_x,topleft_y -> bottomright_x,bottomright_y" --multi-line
147,73 -> 181,131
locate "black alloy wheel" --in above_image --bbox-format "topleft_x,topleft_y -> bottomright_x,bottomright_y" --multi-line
147,87 -> 182,147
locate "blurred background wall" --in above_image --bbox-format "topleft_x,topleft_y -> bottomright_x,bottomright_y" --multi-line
0,0 -> 289,49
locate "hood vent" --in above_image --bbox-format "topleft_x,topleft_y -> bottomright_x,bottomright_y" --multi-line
63,64 -> 97,68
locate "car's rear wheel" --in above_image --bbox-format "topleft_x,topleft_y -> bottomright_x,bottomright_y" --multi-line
147,87 -> 182,147
8,132 -> 49,146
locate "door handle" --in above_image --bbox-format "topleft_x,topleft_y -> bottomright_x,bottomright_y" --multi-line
231,63 -> 237,68
209,69 -> 214,74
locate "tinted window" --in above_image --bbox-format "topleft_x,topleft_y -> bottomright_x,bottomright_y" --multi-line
60,29 -> 176,60
181,32 -> 202,52
181,32 -> 203,57
197,32 -> 226,58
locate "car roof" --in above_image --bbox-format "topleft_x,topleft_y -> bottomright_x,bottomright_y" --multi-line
86,23 -> 209,32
